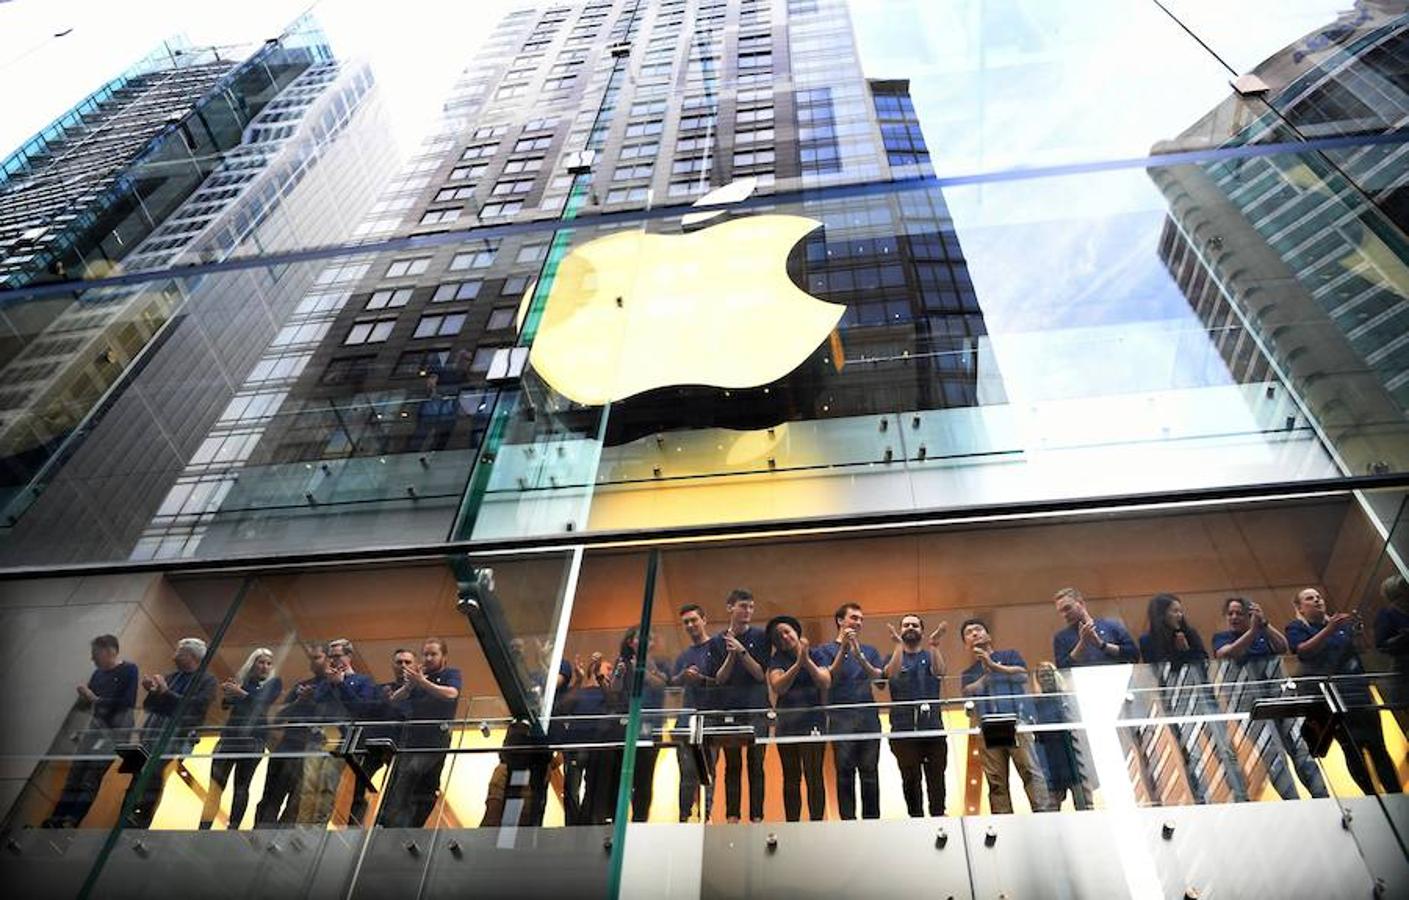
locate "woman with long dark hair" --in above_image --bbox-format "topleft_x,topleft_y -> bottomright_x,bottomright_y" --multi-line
1139,593 -> 1249,804
766,615 -> 831,821
609,625 -> 672,821
201,648 -> 282,829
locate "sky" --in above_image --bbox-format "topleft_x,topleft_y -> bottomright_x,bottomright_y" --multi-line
0,0 -> 1370,402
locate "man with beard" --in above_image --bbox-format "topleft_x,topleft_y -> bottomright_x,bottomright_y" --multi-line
884,614 -> 949,817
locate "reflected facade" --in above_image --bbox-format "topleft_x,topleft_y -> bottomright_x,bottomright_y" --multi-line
0,2 -> 1407,899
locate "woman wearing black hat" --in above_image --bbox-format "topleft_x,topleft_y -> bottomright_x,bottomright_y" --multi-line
766,615 -> 831,821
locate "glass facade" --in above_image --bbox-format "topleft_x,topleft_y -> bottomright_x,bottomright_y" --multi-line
0,1 -> 1406,898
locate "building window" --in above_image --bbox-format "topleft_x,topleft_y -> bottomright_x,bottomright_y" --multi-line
625,119 -> 663,138
320,354 -> 376,386
619,141 -> 659,159
733,149 -> 775,167
413,313 -> 467,338
386,257 -> 430,278
471,346 -> 506,372
630,99 -> 667,117
480,199 -> 523,217
449,164 -> 487,182
514,135 -> 553,153
522,116 -> 559,132
502,274 -> 531,295
419,208 -> 462,225
462,144 -> 498,161
735,127 -> 773,144
487,309 -> 516,331
432,280 -> 482,302
516,243 -> 549,263
450,244 -> 499,270
366,288 -> 413,310
613,162 -> 655,181
502,157 -> 544,174
472,124 -> 508,140
436,186 -> 477,202
672,156 -> 709,175
344,318 -> 397,345
606,186 -> 649,203
492,178 -> 536,196
736,106 -> 774,125
394,348 -> 451,378
679,113 -> 717,131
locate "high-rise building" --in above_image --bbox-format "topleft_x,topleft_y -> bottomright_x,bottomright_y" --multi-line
1152,11 -> 1409,480
0,19 -> 399,564
0,3 -> 1406,898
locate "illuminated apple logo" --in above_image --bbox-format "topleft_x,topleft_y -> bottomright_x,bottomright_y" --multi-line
527,208 -> 845,406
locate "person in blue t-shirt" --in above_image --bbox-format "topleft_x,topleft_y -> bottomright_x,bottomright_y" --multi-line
200,647 -> 283,829
43,634 -> 139,828
884,614 -> 948,817
298,637 -> 378,826
1052,587 -> 1139,669
959,619 -> 1050,814
1139,593 -> 1249,804
349,648 -> 416,827
814,602 -> 885,820
672,603 -> 718,822
1212,596 -> 1326,800
766,615 -> 831,821
1374,574 -> 1409,738
124,637 -> 218,829
378,637 -> 463,827
1287,588 -> 1401,796
561,651 -> 619,825
705,589 -> 770,823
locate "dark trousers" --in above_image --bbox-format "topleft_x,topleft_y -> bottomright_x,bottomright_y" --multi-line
46,758 -> 114,827
777,742 -> 826,821
890,735 -> 947,817
254,755 -> 305,826
201,754 -> 261,829
122,760 -> 175,829
677,741 -> 717,822
565,750 -> 621,825
833,738 -> 881,820
378,749 -> 449,827
630,747 -> 660,822
347,754 -> 387,827
1338,709 -> 1403,796
716,741 -> 766,821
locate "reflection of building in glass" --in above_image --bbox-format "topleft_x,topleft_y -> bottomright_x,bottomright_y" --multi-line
1152,13 -> 1409,477
0,23 -> 396,564
200,0 -> 1004,550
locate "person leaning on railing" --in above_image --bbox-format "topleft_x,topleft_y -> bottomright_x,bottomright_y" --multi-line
1212,597 -> 1327,800
123,637 -> 217,829
377,637 -> 462,828
200,648 -> 282,830
1286,588 -> 1402,796
766,615 -> 830,822
959,618 -> 1051,814
815,602 -> 886,821
883,614 -> 949,818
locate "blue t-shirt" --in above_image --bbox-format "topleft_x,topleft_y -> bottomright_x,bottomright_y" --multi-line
769,649 -> 827,736
889,648 -> 943,732
404,666 -> 461,747
224,675 -> 284,733
705,627 -> 770,712
1287,617 -> 1371,705
1138,630 -> 1209,667
960,649 -> 1032,720
814,640 -> 884,731
673,641 -> 716,712
88,661 -> 138,731
1053,618 -> 1139,669
1211,629 -> 1278,659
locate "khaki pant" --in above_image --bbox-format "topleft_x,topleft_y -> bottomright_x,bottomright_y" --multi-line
979,732 -> 1050,814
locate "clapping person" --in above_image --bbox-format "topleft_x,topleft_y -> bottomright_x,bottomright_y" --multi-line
959,619 -> 1050,814
200,648 -> 282,829
1139,593 -> 1249,804
1287,588 -> 1401,795
43,635 -> 138,828
1052,587 -> 1139,668
123,638 -> 217,828
766,615 -> 830,821
672,604 -> 718,822
1032,663 -> 1094,810
706,590 -> 770,823
378,638 -> 462,827
1213,597 -> 1327,799
815,603 -> 885,820
884,615 -> 949,818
